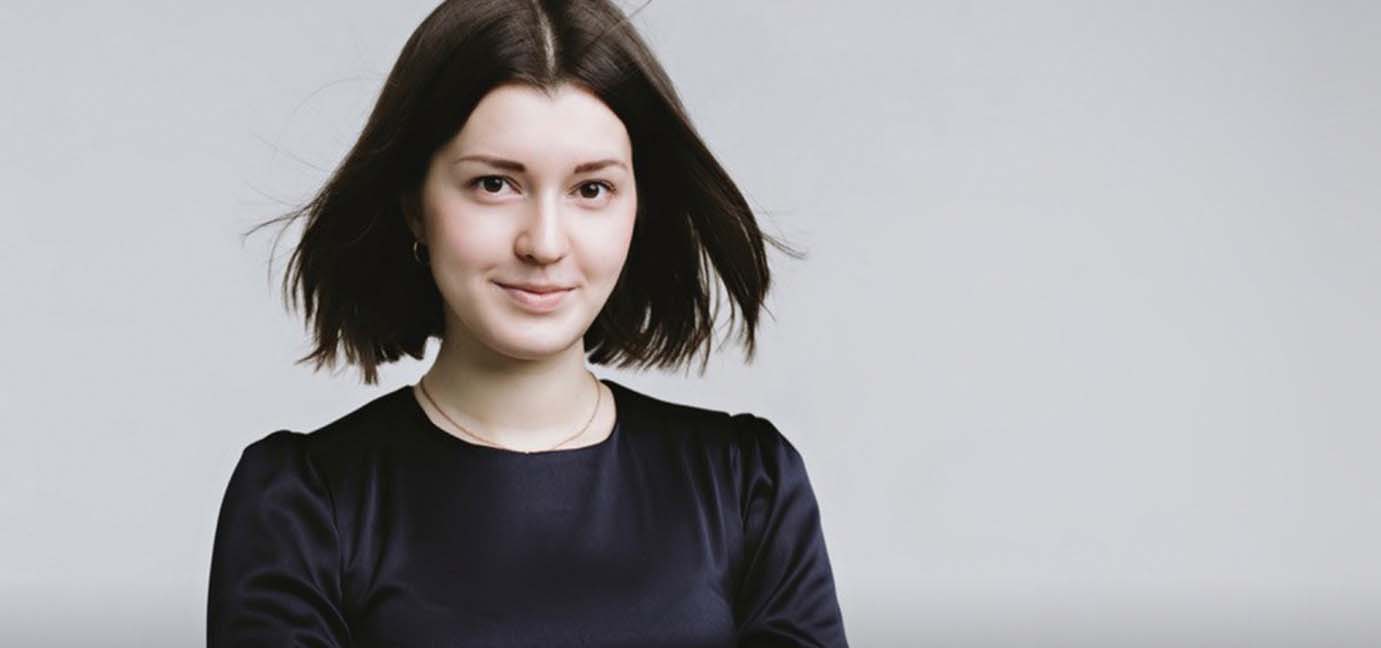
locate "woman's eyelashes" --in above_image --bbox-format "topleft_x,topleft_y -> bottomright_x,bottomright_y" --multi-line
466,175 -> 617,203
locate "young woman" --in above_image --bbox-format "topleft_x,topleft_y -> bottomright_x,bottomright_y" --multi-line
208,1 -> 848,645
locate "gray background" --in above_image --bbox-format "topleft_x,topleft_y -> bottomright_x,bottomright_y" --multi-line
2,1 -> 1379,645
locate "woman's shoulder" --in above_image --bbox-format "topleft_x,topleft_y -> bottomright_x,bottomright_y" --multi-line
233,385 -> 417,473
609,379 -> 798,458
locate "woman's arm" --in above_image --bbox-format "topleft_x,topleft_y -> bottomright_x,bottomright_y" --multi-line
207,430 -> 350,646
732,414 -> 849,647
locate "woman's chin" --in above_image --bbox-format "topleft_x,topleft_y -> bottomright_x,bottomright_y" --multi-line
485,328 -> 584,360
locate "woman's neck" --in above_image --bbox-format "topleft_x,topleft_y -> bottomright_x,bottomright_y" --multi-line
418,336 -> 606,449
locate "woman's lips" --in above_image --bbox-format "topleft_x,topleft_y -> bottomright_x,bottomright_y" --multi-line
494,282 -> 573,313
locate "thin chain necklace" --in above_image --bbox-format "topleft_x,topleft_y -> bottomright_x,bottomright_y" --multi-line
417,370 -> 602,454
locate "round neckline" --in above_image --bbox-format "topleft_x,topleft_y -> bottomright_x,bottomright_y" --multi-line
402,376 -> 624,458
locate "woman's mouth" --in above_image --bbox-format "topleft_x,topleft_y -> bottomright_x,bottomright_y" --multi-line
494,281 -> 574,313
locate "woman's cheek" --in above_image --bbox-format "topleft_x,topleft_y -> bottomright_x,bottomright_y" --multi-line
436,215 -> 505,266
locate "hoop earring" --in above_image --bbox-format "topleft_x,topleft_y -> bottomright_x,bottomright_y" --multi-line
412,240 -> 429,265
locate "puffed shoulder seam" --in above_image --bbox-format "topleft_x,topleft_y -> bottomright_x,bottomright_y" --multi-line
245,429 -> 346,592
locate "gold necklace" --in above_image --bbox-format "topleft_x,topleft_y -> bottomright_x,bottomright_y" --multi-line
417,370 -> 602,454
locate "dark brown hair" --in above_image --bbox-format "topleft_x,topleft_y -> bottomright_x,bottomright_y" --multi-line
245,0 -> 803,385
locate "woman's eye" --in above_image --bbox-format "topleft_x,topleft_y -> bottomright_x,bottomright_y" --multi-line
578,181 -> 615,201
469,176 -> 512,195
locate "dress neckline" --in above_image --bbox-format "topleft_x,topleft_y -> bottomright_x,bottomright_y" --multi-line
400,376 -> 624,458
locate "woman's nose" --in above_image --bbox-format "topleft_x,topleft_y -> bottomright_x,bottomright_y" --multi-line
513,192 -> 569,264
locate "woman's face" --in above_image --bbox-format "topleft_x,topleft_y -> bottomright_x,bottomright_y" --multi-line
414,82 -> 637,361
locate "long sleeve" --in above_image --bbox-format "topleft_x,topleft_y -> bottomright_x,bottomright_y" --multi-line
732,414 -> 849,647
207,430 -> 351,647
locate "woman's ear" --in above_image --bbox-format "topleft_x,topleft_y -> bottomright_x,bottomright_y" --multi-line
400,189 -> 425,243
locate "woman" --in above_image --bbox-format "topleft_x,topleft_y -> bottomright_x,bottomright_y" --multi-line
209,1 -> 848,645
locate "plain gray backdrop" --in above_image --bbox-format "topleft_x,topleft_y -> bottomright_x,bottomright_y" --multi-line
2,1 -> 1379,646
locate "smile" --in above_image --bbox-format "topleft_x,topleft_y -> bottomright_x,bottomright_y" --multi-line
494,281 -> 574,313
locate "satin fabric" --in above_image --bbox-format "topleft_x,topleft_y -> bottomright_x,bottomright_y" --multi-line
208,378 -> 848,647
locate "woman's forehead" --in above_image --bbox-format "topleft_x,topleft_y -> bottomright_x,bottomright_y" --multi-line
449,82 -> 631,167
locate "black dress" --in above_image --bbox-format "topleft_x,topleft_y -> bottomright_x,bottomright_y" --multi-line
207,378 -> 848,647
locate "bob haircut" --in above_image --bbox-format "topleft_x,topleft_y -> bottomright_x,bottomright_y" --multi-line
248,0 -> 802,385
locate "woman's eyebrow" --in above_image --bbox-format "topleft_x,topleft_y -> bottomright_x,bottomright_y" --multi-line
452,154 -> 627,174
